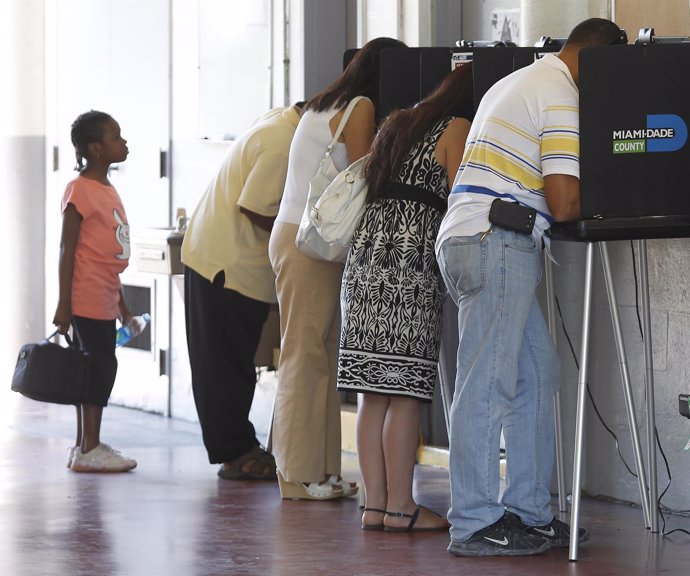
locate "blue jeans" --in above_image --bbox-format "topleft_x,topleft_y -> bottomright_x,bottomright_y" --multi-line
437,228 -> 560,542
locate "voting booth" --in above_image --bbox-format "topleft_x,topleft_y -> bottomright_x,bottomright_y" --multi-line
580,44 -> 690,220
555,42 -> 690,241
377,39 -> 690,560
375,41 -> 573,529
349,40 -> 690,560
378,44 -> 559,121
551,40 -> 690,560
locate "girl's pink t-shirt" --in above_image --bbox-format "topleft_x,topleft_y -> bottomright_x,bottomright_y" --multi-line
62,176 -> 130,320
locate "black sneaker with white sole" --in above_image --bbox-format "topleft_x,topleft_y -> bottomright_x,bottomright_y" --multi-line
448,512 -> 551,557
524,517 -> 590,548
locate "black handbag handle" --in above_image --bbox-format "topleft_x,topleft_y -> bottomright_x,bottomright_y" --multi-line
47,329 -> 76,347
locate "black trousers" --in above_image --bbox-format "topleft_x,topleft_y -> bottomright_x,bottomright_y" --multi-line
72,315 -> 118,406
184,266 -> 270,463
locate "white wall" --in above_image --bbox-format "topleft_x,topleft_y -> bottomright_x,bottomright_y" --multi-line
1,0 -> 46,382
462,0 -> 520,41
169,0 -> 232,421
167,0 -> 353,421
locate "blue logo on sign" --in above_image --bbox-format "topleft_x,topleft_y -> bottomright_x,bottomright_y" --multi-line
646,114 -> 687,152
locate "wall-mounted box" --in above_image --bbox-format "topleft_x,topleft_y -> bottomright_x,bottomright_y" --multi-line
135,228 -> 184,275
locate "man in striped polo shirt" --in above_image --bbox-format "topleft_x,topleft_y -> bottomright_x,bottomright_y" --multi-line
436,18 -> 625,557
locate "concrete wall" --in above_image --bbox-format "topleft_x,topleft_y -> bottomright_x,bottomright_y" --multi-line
551,238 -> 690,512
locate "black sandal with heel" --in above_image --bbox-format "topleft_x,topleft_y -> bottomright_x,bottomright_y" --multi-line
383,506 -> 449,532
361,507 -> 386,531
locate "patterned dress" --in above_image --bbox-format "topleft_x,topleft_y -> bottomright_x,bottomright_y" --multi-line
337,118 -> 453,400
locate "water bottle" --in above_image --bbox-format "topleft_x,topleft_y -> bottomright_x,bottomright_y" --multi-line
175,207 -> 187,232
116,313 -> 151,347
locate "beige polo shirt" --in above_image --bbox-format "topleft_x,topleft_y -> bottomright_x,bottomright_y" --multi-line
182,105 -> 300,303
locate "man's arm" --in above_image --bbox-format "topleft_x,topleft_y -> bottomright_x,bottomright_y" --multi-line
239,207 -> 275,232
544,174 -> 580,222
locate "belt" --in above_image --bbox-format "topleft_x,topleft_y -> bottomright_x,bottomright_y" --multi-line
379,182 -> 447,213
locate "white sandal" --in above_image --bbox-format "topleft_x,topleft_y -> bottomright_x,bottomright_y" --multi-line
278,471 -> 345,500
327,474 -> 359,497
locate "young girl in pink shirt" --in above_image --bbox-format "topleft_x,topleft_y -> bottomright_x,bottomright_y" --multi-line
53,110 -> 140,473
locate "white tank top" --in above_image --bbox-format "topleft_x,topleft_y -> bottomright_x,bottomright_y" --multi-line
276,107 -> 350,225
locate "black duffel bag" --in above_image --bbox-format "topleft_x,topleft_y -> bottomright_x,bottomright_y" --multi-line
11,330 -> 89,405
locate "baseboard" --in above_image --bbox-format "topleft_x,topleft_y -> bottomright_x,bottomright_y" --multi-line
341,407 -> 506,478
341,404 -> 358,454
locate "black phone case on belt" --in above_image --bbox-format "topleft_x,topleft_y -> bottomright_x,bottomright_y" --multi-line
488,199 -> 537,235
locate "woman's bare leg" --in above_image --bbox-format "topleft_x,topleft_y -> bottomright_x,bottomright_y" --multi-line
357,393 -> 389,527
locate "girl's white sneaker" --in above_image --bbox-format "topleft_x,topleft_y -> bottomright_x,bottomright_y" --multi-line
70,443 -> 137,473
66,446 -> 80,468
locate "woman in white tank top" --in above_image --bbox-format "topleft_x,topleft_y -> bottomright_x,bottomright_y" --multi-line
269,37 -> 406,501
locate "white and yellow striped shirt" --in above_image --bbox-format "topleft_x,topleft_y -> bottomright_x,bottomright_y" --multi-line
436,54 -> 579,251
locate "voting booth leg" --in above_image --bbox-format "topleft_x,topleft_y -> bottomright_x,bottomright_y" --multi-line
638,239 -> 659,533
544,254 -> 568,513
599,242 -> 652,529
569,242 -> 595,561
570,242 -> 657,560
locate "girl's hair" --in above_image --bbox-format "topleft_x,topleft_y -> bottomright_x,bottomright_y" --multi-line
70,110 -> 114,171
304,37 -> 407,114
365,62 -> 474,202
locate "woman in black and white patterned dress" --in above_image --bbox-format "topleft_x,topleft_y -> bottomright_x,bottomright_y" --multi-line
337,64 -> 474,532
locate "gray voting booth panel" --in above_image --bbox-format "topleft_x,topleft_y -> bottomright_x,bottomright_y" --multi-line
378,46 -> 558,121
580,44 -> 690,220
378,47 -> 473,120
471,47 -> 550,104
378,47 -> 425,120
376,46 -> 560,439
552,43 -> 690,242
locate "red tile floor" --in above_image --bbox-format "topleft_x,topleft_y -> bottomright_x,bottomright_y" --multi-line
1,392 -> 689,576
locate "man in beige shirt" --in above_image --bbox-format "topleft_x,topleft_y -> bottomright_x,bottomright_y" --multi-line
182,104 -> 301,480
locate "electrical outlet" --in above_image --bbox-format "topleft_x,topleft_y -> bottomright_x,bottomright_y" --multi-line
679,394 -> 690,418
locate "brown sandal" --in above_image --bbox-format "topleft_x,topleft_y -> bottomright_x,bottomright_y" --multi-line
218,445 -> 277,481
